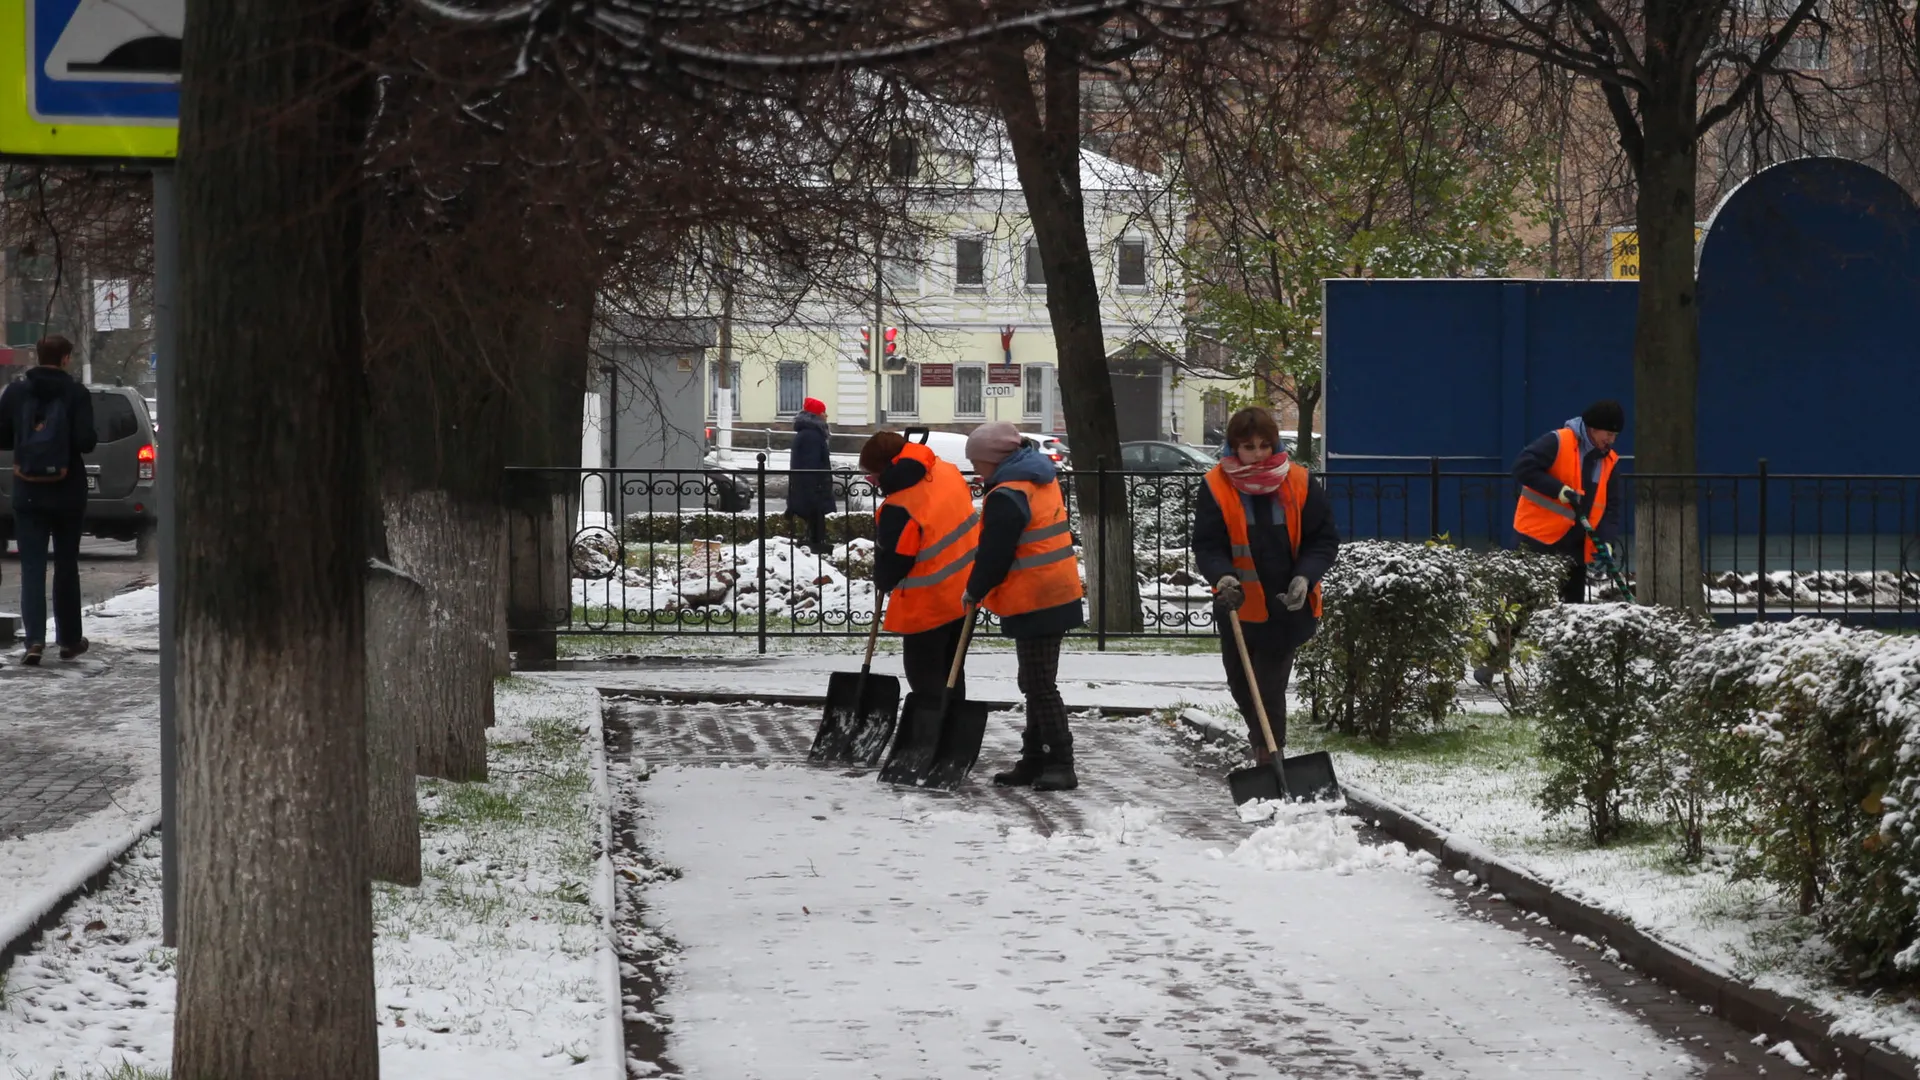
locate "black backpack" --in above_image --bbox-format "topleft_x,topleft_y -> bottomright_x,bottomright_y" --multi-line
13,391 -> 73,482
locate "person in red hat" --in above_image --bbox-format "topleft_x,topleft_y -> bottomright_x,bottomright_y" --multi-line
788,396 -> 834,553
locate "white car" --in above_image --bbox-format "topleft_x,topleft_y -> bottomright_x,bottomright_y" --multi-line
914,428 -> 1070,474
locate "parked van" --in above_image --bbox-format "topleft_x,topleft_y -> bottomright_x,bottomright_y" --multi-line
0,385 -> 159,554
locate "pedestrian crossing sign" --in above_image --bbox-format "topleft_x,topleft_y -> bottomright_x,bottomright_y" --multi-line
0,0 -> 180,161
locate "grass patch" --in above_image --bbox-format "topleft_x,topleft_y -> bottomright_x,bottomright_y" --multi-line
1291,710 -> 1541,769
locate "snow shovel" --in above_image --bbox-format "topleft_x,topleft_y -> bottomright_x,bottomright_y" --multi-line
1224,608 -> 1340,806
880,606 -> 985,787
1578,514 -> 1635,603
810,596 -> 901,767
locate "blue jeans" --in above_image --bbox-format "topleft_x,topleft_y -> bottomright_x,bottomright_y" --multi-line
15,506 -> 84,648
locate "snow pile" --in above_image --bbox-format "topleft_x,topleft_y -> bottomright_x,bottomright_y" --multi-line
82,583 -> 161,645
1706,568 -> 1920,609
573,535 -> 878,626
1222,808 -> 1439,875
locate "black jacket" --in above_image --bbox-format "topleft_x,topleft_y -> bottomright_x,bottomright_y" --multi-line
787,411 -> 834,518
1193,469 -> 1340,648
872,455 -> 930,597
0,366 -> 98,513
1513,426 -> 1623,551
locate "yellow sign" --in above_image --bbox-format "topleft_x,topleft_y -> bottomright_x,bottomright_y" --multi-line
1608,227 -> 1704,280
0,1 -> 179,161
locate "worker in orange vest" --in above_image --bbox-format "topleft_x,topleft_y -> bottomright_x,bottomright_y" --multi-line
1193,407 -> 1340,765
862,431 -> 981,698
1512,400 -> 1624,604
960,422 -> 1085,792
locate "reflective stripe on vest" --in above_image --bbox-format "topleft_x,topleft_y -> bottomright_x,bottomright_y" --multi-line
881,445 -> 982,635
982,478 -> 1084,618
1511,428 -> 1616,560
1202,464 -> 1322,623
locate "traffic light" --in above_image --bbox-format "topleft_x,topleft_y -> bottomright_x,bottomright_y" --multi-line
882,326 -> 908,371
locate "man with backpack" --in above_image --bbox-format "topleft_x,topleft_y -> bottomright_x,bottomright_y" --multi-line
0,335 -> 98,665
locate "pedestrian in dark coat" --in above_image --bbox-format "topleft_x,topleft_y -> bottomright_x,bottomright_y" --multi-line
0,335 -> 98,664
1192,407 -> 1339,762
788,396 -> 833,553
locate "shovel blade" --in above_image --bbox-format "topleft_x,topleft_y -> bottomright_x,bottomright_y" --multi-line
811,671 -> 901,766
920,701 -> 991,790
1281,751 -> 1340,803
1228,759 -> 1287,806
879,691 -> 944,785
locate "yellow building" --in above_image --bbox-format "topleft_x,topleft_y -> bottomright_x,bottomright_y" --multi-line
711,133 -> 1239,447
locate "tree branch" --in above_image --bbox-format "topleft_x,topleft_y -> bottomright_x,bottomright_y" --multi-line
1698,0 -> 1823,135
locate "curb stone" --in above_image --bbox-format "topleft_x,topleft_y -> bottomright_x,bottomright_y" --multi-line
598,687 -> 1159,717
1172,712 -> 1919,1080
0,815 -> 160,979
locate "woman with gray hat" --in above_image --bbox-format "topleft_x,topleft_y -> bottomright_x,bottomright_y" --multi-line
961,421 -> 1085,792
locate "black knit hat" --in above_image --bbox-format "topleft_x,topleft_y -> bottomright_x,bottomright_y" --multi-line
1582,399 -> 1625,433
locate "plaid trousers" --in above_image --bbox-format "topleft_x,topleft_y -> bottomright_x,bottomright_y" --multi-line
1015,634 -> 1072,754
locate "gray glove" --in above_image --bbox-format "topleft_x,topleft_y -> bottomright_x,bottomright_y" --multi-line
1281,575 -> 1310,612
960,590 -> 978,608
1213,575 -> 1244,612
1557,485 -> 1578,506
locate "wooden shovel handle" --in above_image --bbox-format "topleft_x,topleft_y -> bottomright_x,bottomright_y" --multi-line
1228,609 -> 1281,755
862,592 -> 885,670
946,605 -> 977,691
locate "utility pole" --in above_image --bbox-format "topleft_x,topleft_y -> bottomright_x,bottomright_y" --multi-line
872,238 -> 886,429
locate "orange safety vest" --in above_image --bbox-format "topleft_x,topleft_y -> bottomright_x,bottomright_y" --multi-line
879,443 -> 981,635
1203,464 -> 1323,622
981,478 -> 1084,618
1512,428 -> 1617,561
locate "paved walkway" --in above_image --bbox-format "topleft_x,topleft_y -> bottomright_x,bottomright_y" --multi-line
0,587 -> 161,946
611,697 -> 1787,1078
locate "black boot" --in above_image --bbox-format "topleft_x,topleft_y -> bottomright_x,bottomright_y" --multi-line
993,736 -> 1045,787
1031,748 -> 1078,792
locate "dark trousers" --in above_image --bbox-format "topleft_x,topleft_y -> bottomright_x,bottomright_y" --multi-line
788,511 -> 828,552
1015,634 -> 1071,757
902,617 -> 967,700
1221,618 -> 1293,752
1521,536 -> 1588,603
16,505 -> 84,648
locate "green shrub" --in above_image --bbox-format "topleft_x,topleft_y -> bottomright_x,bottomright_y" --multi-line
1466,547 -> 1566,714
1299,540 -> 1474,744
1527,603 -> 1704,846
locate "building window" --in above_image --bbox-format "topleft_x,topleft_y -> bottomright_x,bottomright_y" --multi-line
1023,364 -> 1048,419
954,237 -> 985,288
888,363 -> 919,417
1117,238 -> 1147,287
1023,239 -> 1046,287
883,239 -> 919,293
706,359 -> 743,419
887,136 -> 919,181
775,361 -> 808,416
955,364 -> 986,418
1780,34 -> 1828,71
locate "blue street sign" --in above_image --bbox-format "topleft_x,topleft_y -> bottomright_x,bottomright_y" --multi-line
2,0 -> 180,160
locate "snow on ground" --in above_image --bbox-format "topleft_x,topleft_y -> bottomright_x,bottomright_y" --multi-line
634,761 -> 1699,1078
81,585 -> 160,648
0,678 -> 618,1079
1305,706 -> 1920,1063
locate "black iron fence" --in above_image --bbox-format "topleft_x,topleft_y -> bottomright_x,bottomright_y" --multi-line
508,459 -> 1920,652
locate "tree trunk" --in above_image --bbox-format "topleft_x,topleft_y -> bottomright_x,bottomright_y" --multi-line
385,490 -> 499,781
172,0 -> 377,1075
987,35 -> 1142,633
492,514 -> 512,678
365,560 -> 426,886
1629,91 -> 1706,613
1294,383 -> 1322,467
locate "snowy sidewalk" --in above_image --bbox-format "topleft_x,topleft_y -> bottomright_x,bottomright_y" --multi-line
556,648 -> 1243,716
0,587 -> 161,956
612,699 -> 1763,1078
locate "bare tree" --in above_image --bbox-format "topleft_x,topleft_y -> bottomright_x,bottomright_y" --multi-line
172,0 -> 378,1075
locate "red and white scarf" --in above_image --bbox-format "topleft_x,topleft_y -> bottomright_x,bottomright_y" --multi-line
1222,451 -> 1292,496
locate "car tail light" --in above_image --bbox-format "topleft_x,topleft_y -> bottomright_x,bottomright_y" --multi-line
138,443 -> 155,481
